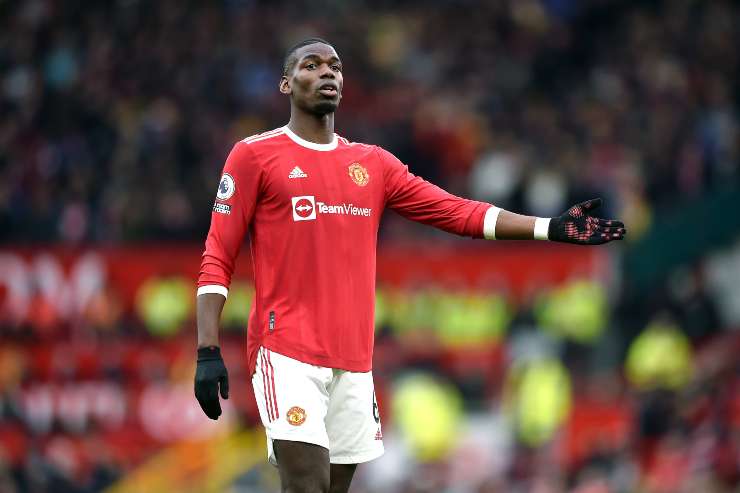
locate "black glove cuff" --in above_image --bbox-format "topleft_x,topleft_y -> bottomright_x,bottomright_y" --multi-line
548,217 -> 558,239
197,346 -> 222,361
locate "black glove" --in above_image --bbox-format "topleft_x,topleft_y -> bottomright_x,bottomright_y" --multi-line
548,198 -> 626,245
194,346 -> 229,420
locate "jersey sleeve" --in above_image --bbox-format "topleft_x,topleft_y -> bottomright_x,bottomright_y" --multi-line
198,141 -> 263,293
379,146 -> 490,238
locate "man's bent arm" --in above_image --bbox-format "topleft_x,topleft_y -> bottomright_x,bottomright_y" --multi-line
193,141 -> 262,420
197,292 -> 227,348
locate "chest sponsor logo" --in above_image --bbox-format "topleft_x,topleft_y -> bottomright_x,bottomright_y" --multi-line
317,202 -> 372,216
291,195 -> 372,222
288,166 -> 308,179
292,196 -> 316,221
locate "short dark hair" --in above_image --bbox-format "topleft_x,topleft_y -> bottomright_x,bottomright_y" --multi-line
282,37 -> 334,76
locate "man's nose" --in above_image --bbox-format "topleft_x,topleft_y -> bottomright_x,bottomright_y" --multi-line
319,64 -> 335,78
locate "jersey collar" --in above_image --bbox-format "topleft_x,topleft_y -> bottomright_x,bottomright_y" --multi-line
282,125 -> 338,151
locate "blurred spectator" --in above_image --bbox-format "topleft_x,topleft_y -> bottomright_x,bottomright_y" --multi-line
625,316 -> 693,392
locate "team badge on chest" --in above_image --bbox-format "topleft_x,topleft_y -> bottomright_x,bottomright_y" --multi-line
348,163 -> 369,187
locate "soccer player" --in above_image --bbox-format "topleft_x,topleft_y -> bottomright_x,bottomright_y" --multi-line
194,38 -> 625,493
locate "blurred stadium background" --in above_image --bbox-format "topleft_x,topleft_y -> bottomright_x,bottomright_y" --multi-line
1,0 -> 739,492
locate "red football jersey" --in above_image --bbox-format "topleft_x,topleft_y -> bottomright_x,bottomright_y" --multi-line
198,126 -> 492,373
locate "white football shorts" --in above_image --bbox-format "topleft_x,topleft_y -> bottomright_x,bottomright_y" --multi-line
252,346 -> 384,465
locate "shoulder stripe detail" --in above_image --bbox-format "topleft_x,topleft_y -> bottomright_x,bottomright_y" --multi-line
243,130 -> 285,145
338,136 -> 350,145
243,128 -> 283,141
242,128 -> 283,143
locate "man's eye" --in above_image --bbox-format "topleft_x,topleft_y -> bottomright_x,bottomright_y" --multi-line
306,63 -> 316,70
331,65 -> 341,72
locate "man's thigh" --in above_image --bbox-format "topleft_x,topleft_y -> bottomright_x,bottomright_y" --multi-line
330,463 -> 357,493
273,440 -> 330,493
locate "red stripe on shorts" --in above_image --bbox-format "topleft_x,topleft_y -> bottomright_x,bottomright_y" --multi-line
267,350 -> 279,420
260,349 -> 274,421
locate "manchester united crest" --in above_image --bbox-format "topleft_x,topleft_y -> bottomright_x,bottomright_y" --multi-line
286,406 -> 306,426
348,163 -> 369,187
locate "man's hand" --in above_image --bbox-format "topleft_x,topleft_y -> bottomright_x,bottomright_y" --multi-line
194,346 -> 229,419
548,198 -> 626,245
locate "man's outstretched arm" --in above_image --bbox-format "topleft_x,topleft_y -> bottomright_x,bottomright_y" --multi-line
380,147 -> 625,245
487,198 -> 626,244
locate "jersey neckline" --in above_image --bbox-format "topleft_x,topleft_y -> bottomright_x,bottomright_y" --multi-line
282,125 -> 338,151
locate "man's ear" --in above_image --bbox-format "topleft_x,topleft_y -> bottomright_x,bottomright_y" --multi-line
279,76 -> 291,95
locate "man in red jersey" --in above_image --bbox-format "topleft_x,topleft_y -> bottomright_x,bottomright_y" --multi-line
194,38 -> 625,493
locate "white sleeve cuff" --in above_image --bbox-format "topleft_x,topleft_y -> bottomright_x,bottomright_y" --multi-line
197,285 -> 228,299
483,206 -> 502,240
533,217 -> 551,240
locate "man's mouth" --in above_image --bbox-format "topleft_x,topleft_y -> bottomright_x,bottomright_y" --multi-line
318,84 -> 338,96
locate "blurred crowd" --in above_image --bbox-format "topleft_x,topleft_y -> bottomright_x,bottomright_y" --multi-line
1,252 -> 740,492
1,0 -> 737,243
2,0 -> 740,492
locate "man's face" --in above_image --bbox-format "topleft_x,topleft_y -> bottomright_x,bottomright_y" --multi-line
280,43 -> 343,116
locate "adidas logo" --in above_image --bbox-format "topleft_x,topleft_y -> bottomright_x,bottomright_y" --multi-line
288,166 -> 308,179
